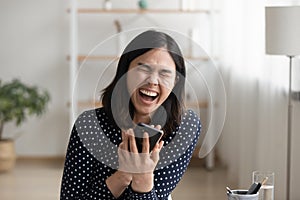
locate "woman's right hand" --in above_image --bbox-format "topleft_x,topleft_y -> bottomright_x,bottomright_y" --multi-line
118,127 -> 163,174
118,127 -> 164,193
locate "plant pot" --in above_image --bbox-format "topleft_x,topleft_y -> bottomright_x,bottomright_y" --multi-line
0,139 -> 16,172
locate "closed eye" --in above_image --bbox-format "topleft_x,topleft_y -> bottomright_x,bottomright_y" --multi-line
160,69 -> 173,77
137,63 -> 152,73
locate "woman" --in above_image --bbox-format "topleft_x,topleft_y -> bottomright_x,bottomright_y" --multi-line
60,30 -> 201,199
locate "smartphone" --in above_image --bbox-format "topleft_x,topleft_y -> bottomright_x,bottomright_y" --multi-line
133,123 -> 163,153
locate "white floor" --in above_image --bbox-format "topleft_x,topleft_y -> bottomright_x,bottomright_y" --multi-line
0,158 -> 231,200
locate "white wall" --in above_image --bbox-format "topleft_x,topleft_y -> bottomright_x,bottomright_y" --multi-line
0,0 -> 70,156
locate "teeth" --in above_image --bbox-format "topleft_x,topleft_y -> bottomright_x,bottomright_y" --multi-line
140,89 -> 158,97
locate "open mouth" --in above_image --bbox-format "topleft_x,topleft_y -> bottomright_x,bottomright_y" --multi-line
139,89 -> 159,102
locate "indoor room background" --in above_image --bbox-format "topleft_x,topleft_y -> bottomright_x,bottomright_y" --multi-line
0,0 -> 300,199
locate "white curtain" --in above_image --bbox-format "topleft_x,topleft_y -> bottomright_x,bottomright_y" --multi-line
217,0 -> 300,199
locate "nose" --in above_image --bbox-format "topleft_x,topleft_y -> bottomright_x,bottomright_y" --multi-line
147,73 -> 159,86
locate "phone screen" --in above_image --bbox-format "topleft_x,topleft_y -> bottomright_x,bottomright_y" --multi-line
133,123 -> 163,153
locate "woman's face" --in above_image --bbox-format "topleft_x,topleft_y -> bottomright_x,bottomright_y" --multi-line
127,48 -> 177,120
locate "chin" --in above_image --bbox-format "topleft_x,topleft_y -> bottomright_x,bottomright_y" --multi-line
135,103 -> 159,116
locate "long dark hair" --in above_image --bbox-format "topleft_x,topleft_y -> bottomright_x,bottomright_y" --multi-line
101,30 -> 186,137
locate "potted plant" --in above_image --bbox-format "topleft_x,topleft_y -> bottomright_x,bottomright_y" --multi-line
0,79 -> 50,172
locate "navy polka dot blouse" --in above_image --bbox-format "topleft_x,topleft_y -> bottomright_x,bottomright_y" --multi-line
60,107 -> 201,199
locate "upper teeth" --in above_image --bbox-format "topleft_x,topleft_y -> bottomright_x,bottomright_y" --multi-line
140,89 -> 158,97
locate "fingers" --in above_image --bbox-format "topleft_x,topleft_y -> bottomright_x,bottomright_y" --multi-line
151,140 -> 164,162
120,131 -> 128,151
142,132 -> 149,153
118,126 -> 165,174
128,129 -> 138,154
121,125 -> 163,154
153,140 -> 164,152
155,124 -> 161,130
158,140 -> 164,149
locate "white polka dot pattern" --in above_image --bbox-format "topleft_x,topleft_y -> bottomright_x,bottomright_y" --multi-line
60,108 -> 201,199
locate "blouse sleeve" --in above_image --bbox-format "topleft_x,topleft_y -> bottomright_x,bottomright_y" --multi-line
60,123 -> 116,200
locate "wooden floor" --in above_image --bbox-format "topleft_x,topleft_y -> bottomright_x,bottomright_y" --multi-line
0,158 -> 231,200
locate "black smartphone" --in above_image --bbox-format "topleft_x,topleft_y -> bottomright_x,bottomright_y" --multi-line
133,123 -> 163,153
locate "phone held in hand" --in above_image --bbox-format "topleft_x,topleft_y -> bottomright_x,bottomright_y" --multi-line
133,123 -> 163,153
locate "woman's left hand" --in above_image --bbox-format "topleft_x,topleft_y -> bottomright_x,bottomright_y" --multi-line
118,125 -> 164,192
118,125 -> 164,174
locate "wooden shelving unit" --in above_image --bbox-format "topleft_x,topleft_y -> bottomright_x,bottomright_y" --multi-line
76,8 -> 211,14
68,55 -> 212,62
67,55 -> 119,62
77,55 -> 119,61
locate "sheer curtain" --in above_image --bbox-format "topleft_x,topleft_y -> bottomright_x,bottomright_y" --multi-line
217,0 -> 300,199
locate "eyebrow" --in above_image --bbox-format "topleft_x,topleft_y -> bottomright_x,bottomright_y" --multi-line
137,62 -> 174,74
160,69 -> 173,74
137,62 -> 151,69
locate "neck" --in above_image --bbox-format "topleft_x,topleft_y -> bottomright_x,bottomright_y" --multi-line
133,113 -> 151,124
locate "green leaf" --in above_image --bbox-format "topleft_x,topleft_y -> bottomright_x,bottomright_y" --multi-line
0,79 -> 51,139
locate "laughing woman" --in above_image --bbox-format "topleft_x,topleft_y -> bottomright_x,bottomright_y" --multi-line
60,30 -> 201,200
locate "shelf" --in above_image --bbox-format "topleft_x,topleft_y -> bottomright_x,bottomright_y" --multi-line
77,100 -> 103,108
67,100 -> 102,108
67,55 -> 212,62
66,55 -> 119,62
75,8 -> 211,14
186,101 -> 208,108
185,56 -> 211,61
